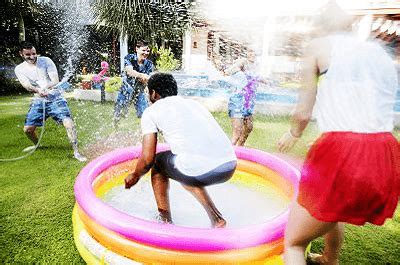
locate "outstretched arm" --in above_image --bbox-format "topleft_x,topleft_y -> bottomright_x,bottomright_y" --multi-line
278,40 -> 319,152
125,65 -> 150,84
125,133 -> 158,188
14,69 -> 43,95
222,58 -> 247,76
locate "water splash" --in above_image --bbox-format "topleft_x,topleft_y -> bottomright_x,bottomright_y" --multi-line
55,0 -> 93,81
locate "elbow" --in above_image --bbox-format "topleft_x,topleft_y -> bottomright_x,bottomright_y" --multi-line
292,112 -> 312,124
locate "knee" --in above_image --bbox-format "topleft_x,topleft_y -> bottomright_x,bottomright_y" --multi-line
284,230 -> 310,249
151,165 -> 160,176
23,126 -> 35,134
246,123 -> 253,133
232,123 -> 244,134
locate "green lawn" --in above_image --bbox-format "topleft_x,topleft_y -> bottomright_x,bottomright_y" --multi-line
1,95 -> 399,264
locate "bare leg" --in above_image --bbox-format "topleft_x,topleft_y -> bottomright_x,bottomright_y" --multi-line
22,125 -> 39,152
284,201 -> 341,265
182,184 -> 226,228
231,118 -> 244,145
150,167 -> 172,223
23,125 -> 38,144
237,116 -> 253,146
62,118 -> 87,161
313,223 -> 344,264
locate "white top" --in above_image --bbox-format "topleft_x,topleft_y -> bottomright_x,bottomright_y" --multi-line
141,96 -> 237,176
15,56 -> 58,98
315,34 -> 398,133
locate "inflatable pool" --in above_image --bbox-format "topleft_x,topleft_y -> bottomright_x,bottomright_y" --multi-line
73,145 -> 300,264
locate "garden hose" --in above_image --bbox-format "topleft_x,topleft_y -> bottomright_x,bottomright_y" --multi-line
0,99 -> 46,162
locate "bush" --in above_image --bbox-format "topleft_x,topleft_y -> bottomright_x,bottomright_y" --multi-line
0,70 -> 26,95
104,76 -> 122,93
153,46 -> 180,72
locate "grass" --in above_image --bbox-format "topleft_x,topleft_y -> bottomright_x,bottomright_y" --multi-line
0,94 -> 399,264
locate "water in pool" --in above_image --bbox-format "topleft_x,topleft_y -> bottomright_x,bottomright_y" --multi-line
102,176 -> 289,229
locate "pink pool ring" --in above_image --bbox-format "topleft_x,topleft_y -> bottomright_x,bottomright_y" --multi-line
73,144 -> 300,264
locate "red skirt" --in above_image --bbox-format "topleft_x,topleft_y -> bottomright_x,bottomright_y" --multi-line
298,132 -> 400,225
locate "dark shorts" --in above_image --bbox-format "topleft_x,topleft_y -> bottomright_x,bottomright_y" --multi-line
25,98 -> 72,126
154,151 -> 237,186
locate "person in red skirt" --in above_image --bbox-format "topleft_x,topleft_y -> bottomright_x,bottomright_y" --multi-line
278,2 -> 399,264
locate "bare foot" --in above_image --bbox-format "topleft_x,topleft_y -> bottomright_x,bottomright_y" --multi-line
213,217 -> 226,228
307,253 -> 338,265
157,209 -> 173,224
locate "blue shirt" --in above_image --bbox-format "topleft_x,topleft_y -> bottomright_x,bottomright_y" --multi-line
123,53 -> 153,92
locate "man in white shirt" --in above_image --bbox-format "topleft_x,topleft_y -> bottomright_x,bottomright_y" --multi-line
14,41 -> 86,161
124,72 -> 237,227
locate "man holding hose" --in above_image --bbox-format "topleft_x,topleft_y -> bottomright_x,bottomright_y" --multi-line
14,41 -> 86,162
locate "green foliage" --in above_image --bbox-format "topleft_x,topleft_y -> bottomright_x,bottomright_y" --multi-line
93,0 -> 193,46
153,46 -> 180,72
0,71 -> 26,95
104,76 -> 122,93
75,74 -> 96,82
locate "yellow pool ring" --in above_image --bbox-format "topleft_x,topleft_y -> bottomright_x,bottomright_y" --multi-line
73,146 -> 300,264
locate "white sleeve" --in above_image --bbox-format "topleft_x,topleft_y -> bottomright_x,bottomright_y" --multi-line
140,109 -> 158,135
44,57 -> 58,75
14,66 -> 32,88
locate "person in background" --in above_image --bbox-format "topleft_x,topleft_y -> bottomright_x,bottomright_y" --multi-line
124,73 -> 237,228
113,40 -> 153,128
223,49 -> 266,146
14,41 -> 87,162
277,2 -> 399,264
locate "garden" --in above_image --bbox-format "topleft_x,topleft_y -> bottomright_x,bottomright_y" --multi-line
1,95 -> 399,264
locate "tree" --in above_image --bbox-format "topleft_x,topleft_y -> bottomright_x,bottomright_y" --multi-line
93,0 -> 193,46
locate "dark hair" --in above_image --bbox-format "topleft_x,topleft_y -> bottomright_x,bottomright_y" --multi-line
147,72 -> 178,98
136,40 -> 149,48
19,41 -> 35,51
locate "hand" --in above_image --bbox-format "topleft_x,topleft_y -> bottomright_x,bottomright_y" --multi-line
125,173 -> 140,189
137,73 -> 149,84
277,130 -> 299,153
38,88 -> 49,97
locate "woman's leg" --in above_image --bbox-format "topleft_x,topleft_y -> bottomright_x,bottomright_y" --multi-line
284,201 -> 343,265
231,118 -> 244,145
237,116 -> 253,145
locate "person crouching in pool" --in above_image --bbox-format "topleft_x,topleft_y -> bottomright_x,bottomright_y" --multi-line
124,72 -> 237,228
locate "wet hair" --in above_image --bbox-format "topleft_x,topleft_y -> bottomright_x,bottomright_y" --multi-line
136,40 -> 149,48
147,73 -> 178,98
19,41 -> 35,51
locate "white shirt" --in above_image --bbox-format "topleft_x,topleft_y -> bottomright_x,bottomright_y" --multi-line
14,57 -> 58,98
141,96 -> 237,176
315,34 -> 398,133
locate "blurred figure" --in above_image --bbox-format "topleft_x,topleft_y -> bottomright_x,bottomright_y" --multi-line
113,40 -> 154,128
223,49 -> 266,146
277,2 -> 399,264
14,41 -> 87,162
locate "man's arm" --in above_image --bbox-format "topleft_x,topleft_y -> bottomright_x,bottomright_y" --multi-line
223,58 -> 246,76
45,58 -> 60,90
125,133 -> 158,189
14,67 -> 41,93
125,65 -> 150,84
